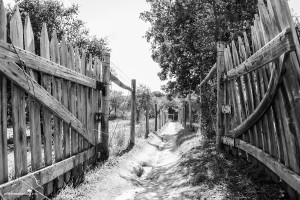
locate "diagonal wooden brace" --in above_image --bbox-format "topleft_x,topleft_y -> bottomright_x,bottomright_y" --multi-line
0,59 -> 95,145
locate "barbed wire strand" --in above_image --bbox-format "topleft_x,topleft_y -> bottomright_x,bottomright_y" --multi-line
110,61 -> 131,80
110,67 -> 131,86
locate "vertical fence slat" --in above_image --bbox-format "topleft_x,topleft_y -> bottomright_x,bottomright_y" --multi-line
24,15 -> 43,175
265,0 -> 290,165
253,15 -> 271,153
86,54 -> 93,165
0,0 -> 7,184
10,5 -> 28,178
238,37 -> 257,146
101,53 -> 110,160
92,59 -> 99,162
272,1 -> 300,176
50,30 -> 64,189
68,45 -> 79,184
244,30 -> 263,150
257,0 -> 279,162
40,23 -> 53,195
94,58 -> 101,160
223,47 -> 232,134
60,36 -> 71,183
225,47 -> 241,129
216,42 -> 225,151
81,49 -> 88,169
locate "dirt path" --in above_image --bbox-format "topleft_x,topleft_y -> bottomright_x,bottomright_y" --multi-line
55,122 -> 287,200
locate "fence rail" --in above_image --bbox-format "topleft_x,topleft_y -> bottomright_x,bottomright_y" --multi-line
199,0 -> 300,199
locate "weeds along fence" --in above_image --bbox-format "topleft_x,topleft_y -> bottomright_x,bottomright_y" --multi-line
200,0 -> 300,199
0,3 -> 138,200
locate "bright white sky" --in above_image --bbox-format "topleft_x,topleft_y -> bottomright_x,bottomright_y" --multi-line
3,0 -> 300,93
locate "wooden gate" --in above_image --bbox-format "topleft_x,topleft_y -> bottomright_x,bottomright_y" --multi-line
216,0 -> 300,198
0,3 -> 111,199
199,0 -> 300,198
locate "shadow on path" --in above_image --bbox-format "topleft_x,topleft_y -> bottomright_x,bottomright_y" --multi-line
129,124 -> 288,200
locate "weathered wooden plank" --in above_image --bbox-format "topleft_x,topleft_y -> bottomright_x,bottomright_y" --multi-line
0,59 -> 96,145
272,1 -> 300,181
235,139 -> 300,194
68,45 -> 79,184
225,47 -> 241,128
268,0 -> 298,169
253,15 -> 271,153
238,36 -> 256,145
227,54 -> 286,138
0,0 -> 8,185
130,79 -> 136,145
110,73 -> 133,92
74,46 -> 83,183
242,32 -> 261,150
24,15 -> 43,175
262,0 -> 290,164
50,30 -> 64,189
60,36 -> 71,184
0,147 -> 95,200
81,49 -> 89,169
216,43 -> 225,151
91,58 -> 99,163
86,54 -> 93,166
0,41 -> 97,88
258,0 -> 280,159
248,28 -> 264,150
86,54 -> 93,141
40,23 -> 53,195
95,58 -> 101,143
100,53 -> 110,160
226,28 -> 294,80
231,41 -> 250,149
10,5 -> 28,178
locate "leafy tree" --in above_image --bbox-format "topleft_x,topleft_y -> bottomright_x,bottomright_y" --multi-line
109,91 -> 124,115
141,0 -> 258,130
136,84 -> 151,123
9,0 -> 110,57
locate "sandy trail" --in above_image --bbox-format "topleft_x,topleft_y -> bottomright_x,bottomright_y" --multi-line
55,122 -> 287,200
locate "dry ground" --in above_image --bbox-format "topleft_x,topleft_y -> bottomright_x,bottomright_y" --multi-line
54,122 -> 289,200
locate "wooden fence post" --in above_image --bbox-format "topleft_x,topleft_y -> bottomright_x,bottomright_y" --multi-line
216,42 -> 225,151
199,84 -> 202,133
183,102 -> 186,129
145,93 -> 150,138
189,94 -> 192,129
100,52 -> 110,160
155,103 -> 158,131
130,79 -> 136,145
0,0 -> 8,185
159,109 -> 161,130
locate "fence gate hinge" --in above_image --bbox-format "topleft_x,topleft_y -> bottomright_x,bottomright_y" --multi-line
96,81 -> 106,96
222,105 -> 232,114
95,112 -> 103,122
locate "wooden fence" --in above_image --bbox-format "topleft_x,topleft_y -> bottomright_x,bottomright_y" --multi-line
200,0 -> 300,199
0,3 -> 136,200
